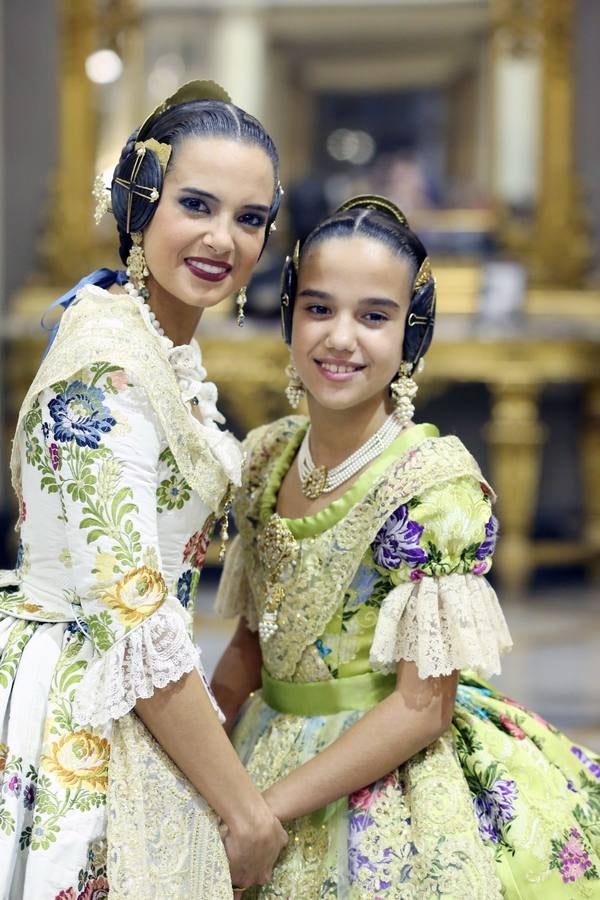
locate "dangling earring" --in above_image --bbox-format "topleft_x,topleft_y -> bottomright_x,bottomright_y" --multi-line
126,231 -> 149,300
235,286 -> 247,326
285,362 -> 305,409
390,361 -> 418,428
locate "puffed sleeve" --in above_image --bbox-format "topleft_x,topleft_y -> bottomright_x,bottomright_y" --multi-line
214,534 -> 258,632
38,366 -> 216,727
369,475 -> 512,679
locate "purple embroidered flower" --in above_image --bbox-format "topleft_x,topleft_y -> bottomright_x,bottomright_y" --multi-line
570,745 -> 600,779
472,562 -> 487,576
349,845 -> 396,891
558,828 -> 593,883
410,569 -> 425,581
49,442 -> 60,470
23,781 -> 36,809
473,778 -> 517,843
372,505 -> 428,569
349,811 -> 375,833
475,515 -> 499,560
6,774 -> 21,796
49,381 -> 116,448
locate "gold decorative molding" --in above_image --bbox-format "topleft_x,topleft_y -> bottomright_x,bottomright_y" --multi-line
530,0 -> 591,286
490,0 -> 542,57
491,0 -> 592,288
39,0 -> 139,286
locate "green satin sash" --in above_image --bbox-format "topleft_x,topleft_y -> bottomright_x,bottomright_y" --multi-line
261,667 -> 396,716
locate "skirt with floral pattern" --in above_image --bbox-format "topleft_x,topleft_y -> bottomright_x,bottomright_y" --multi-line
232,672 -> 600,899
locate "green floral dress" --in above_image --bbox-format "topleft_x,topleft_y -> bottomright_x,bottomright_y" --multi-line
217,416 -> 600,899
0,285 -> 236,899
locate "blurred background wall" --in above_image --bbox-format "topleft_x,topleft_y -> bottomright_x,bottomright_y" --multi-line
1,0 -> 599,601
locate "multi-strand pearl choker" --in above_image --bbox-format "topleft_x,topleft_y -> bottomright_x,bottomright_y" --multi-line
297,414 -> 404,499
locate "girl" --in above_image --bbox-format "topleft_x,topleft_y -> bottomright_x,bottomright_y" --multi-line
0,81 -> 287,898
213,195 -> 600,898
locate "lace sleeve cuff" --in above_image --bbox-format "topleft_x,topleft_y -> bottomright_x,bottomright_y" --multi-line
369,573 -> 513,680
214,535 -> 257,632
73,597 -> 223,727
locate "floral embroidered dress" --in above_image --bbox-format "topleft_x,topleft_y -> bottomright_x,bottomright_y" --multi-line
0,284 -> 236,899
217,416 -> 600,899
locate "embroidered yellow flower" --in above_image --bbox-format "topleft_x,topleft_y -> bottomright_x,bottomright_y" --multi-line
43,731 -> 110,792
93,551 -> 117,582
21,602 -> 43,614
105,565 -> 166,627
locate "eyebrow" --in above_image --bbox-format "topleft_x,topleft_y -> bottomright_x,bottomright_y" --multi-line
178,187 -> 270,213
298,288 -> 401,310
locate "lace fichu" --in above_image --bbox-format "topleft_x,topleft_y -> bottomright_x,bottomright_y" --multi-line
369,573 -> 512,679
108,712 -> 232,899
73,599 -> 222,727
11,285 -> 242,520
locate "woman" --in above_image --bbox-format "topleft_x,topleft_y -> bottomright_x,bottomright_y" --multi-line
0,81 -> 287,899
213,195 -> 600,898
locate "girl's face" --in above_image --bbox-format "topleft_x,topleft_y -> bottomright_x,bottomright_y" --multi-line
291,235 -> 412,416
142,135 -> 275,312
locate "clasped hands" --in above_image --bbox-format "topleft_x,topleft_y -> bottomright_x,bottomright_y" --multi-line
220,801 -> 287,893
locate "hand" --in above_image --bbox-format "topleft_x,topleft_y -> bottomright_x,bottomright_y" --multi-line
221,808 -> 288,890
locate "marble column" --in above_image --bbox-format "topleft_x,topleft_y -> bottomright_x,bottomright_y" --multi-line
210,4 -> 267,124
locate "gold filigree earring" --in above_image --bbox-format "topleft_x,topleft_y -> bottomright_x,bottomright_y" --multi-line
126,232 -> 149,300
390,361 -> 418,427
236,286 -> 247,326
285,362 -> 305,409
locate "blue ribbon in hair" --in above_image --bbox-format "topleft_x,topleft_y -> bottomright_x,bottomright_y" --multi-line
41,267 -> 128,356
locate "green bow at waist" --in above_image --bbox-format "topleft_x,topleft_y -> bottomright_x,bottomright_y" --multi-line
261,667 -> 397,716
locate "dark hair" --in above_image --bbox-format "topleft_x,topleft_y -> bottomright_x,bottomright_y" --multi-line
111,100 -> 281,264
281,202 -> 436,365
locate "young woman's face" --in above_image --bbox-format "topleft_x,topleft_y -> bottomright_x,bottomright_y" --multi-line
142,135 -> 275,311
291,235 -> 412,415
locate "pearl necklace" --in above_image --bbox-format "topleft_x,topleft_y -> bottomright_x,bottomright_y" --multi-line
124,281 -> 166,337
297,414 -> 404,499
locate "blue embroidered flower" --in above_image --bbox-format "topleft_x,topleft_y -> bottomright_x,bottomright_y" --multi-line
372,504 -> 428,569
315,639 -> 332,658
346,565 -> 379,610
475,514 -> 499,560
177,569 -> 193,608
473,778 -> 517,843
48,380 -> 116,448
456,685 -> 490,719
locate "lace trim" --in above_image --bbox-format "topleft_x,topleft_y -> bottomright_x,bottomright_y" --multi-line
11,286 -> 240,518
214,535 -> 258,631
369,573 -> 513,679
73,602 -> 215,727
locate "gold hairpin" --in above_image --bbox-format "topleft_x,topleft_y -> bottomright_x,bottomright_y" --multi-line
336,194 -> 409,228
292,240 -> 300,271
137,79 -> 232,141
414,257 -> 432,291
134,138 -> 172,172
